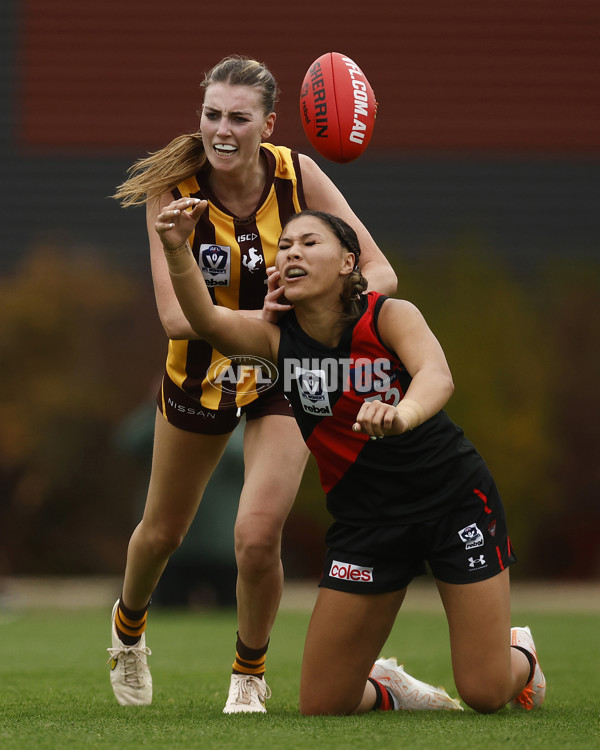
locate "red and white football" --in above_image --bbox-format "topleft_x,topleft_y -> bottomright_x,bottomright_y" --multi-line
299,52 -> 377,164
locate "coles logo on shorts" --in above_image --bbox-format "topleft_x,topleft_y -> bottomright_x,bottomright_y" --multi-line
329,560 -> 373,583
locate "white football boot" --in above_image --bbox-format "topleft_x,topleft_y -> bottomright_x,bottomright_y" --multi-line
223,673 -> 271,714
510,626 -> 546,710
370,657 -> 463,710
107,600 -> 152,706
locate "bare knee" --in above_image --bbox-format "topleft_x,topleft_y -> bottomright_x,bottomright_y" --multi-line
299,696 -> 323,716
299,680 -> 365,715
299,695 -> 357,716
457,679 -> 512,714
234,515 -> 282,575
299,702 -> 328,716
133,519 -> 185,560
299,670 -> 366,716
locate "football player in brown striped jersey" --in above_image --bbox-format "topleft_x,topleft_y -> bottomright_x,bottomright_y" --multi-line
109,56 -> 397,713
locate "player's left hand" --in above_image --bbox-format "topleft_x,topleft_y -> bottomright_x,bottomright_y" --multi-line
352,398 -> 410,439
262,266 -> 293,323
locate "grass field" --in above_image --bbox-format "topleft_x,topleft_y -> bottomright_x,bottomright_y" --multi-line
0,587 -> 598,749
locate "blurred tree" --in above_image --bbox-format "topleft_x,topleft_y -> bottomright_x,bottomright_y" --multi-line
530,261 -> 600,578
1,237 -> 598,580
0,240 -> 164,574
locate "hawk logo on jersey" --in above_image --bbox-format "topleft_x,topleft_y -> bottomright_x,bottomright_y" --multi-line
200,244 -> 230,286
242,247 -> 263,273
295,367 -> 333,416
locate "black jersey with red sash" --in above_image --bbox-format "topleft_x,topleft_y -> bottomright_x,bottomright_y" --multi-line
277,292 -> 486,524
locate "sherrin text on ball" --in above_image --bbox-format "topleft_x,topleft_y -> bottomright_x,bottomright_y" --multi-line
300,52 -> 377,163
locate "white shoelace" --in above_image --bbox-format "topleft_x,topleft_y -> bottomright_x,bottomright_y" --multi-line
232,675 -> 271,705
107,645 -> 152,686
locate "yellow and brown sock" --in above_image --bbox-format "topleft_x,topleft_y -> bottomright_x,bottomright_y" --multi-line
232,632 -> 269,678
115,597 -> 149,646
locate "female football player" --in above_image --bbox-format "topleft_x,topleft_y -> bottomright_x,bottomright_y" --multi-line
108,55 -> 399,713
153,205 -> 545,715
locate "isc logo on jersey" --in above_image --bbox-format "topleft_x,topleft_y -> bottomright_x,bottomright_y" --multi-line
329,560 -> 374,583
295,367 -> 333,416
200,244 -> 231,287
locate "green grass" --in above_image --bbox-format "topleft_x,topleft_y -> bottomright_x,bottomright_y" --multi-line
0,604 -> 598,749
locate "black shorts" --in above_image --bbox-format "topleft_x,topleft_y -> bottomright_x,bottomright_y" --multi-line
319,472 -> 516,593
157,372 -> 293,434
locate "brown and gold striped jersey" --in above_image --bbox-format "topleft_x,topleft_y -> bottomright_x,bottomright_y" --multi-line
159,144 -> 306,414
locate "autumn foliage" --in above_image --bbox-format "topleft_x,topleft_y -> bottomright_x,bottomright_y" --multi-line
1,240 -> 599,579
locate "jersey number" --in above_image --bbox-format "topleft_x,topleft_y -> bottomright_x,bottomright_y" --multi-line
364,388 -> 401,408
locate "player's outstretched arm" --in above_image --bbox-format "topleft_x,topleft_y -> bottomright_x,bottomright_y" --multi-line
156,198 -> 279,363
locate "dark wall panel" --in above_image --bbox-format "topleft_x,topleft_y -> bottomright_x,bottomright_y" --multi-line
1,1 -> 598,272
19,0 -> 600,152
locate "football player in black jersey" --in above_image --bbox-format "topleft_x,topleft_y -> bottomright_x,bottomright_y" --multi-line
156,205 -> 545,716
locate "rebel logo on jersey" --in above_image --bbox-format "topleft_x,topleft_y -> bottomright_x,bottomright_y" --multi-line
200,244 -> 230,286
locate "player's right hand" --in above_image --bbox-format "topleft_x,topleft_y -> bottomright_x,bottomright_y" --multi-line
155,198 -> 208,252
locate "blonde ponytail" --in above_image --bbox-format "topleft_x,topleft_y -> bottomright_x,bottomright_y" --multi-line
112,133 -> 206,207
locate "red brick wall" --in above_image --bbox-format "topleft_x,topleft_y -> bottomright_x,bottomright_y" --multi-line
21,0 -> 600,152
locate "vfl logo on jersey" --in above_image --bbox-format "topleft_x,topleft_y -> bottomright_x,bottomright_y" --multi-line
295,367 -> 333,416
200,244 -> 230,286
458,523 -> 484,550
329,560 -> 373,583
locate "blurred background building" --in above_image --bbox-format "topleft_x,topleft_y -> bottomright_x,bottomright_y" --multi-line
1,0 -> 599,593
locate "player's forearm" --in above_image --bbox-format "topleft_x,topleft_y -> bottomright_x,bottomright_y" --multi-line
164,242 -> 218,338
398,369 -> 455,429
163,245 -> 276,362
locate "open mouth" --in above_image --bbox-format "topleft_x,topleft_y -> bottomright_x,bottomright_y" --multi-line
285,267 -> 308,280
213,144 -> 238,157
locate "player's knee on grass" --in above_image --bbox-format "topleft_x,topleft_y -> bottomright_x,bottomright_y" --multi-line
299,695 -> 359,716
456,678 -> 513,714
299,680 -> 366,716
